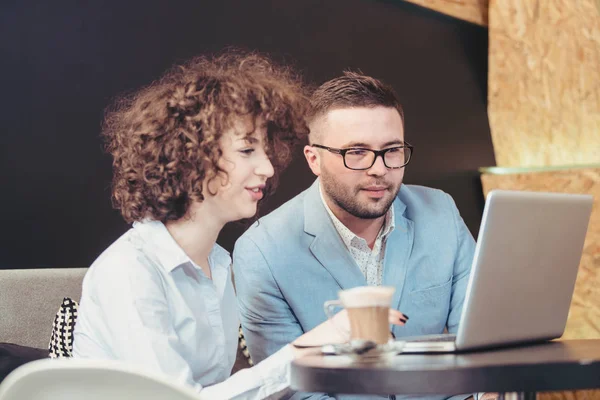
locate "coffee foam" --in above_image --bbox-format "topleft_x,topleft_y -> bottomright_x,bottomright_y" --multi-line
339,286 -> 395,308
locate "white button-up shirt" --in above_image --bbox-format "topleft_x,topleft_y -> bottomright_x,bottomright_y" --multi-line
320,185 -> 395,286
73,220 -> 292,400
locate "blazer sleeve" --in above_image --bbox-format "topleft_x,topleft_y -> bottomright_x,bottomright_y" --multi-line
233,235 -> 304,363
445,193 -> 477,334
233,235 -> 335,400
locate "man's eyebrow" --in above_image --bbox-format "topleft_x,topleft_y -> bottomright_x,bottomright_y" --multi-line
340,140 -> 405,148
381,140 -> 405,147
340,141 -> 370,148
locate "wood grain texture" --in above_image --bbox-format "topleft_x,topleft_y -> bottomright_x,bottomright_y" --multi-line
402,0 -> 488,26
481,168 -> 600,400
488,0 -> 600,167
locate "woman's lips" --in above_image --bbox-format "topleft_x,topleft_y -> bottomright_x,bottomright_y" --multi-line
246,188 -> 264,201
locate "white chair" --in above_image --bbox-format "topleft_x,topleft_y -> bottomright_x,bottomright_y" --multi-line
0,358 -> 204,400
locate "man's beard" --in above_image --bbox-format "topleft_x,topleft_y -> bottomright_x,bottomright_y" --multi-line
320,171 -> 400,219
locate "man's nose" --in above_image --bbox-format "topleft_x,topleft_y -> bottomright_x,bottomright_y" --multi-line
366,154 -> 387,176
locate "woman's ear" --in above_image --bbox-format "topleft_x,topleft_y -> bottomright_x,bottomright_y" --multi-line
303,145 -> 321,177
203,167 -> 231,197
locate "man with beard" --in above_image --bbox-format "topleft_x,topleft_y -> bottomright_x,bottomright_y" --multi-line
233,72 -> 476,400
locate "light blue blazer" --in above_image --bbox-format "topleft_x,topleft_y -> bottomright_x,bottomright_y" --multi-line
233,179 -> 476,400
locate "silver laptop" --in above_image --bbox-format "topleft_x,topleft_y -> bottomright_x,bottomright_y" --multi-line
402,190 -> 593,353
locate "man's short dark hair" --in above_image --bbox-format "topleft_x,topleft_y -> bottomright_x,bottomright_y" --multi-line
308,71 -> 404,127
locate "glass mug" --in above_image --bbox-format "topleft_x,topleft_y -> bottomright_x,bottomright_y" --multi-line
324,286 -> 395,345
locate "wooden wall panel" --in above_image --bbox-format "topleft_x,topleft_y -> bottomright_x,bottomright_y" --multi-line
488,0 -> 600,168
481,168 -> 600,400
402,0 -> 488,26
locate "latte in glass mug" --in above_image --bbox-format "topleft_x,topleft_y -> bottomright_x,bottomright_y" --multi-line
325,286 -> 395,345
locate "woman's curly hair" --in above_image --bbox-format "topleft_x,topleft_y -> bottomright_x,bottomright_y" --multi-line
103,51 -> 310,223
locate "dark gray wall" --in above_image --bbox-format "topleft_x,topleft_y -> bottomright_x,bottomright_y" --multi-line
0,0 -> 495,269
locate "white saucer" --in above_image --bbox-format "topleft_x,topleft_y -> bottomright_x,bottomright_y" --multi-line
321,340 -> 405,359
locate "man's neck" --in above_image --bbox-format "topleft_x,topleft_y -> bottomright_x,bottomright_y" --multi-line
324,195 -> 387,249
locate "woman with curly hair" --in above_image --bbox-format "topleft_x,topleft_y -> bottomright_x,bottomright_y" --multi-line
72,51 -> 344,399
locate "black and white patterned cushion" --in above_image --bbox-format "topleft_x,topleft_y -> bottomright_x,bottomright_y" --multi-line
238,325 -> 253,366
48,297 -> 78,358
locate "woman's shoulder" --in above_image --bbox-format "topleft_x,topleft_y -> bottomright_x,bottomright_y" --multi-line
80,228 -> 170,313
86,228 -> 157,281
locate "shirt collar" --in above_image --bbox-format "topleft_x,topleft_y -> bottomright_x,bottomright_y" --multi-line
380,205 -> 396,239
132,220 -> 231,273
319,184 -> 395,249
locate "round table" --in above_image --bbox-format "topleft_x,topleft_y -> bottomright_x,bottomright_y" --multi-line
291,339 -> 600,398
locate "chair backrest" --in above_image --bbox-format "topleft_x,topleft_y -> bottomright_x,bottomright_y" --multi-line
0,358 -> 204,400
0,268 -> 87,349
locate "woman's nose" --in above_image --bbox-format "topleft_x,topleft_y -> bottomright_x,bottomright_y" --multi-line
256,154 -> 275,178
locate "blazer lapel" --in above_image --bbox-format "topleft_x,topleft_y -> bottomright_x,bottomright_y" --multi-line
304,180 -> 366,290
383,197 -> 414,311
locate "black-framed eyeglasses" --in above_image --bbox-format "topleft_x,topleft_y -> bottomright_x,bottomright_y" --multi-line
311,143 -> 414,170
